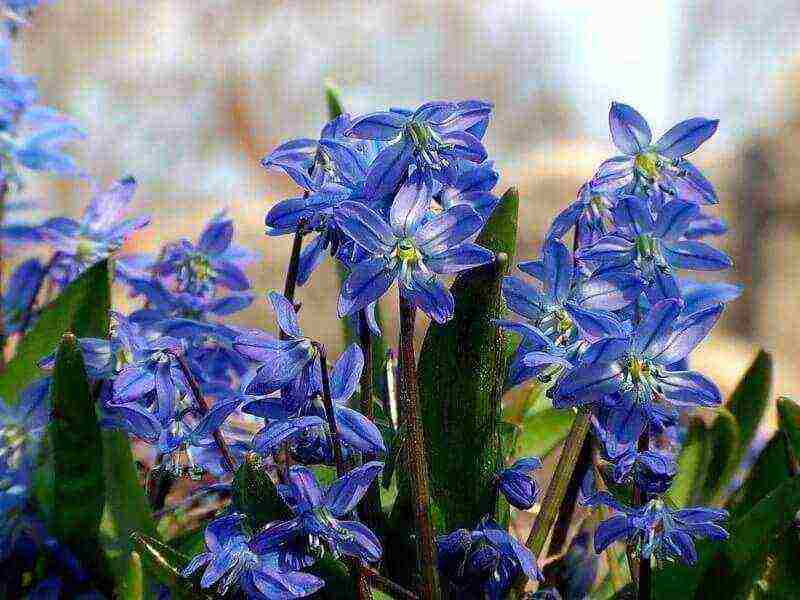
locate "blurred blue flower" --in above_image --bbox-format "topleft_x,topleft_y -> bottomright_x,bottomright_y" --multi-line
497,456 -> 541,510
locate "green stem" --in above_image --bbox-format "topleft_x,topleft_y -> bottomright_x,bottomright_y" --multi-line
398,293 -> 440,600
547,432 -> 593,556
525,409 -> 591,557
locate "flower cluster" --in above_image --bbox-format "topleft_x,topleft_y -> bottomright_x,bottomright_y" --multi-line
0,9 -> 743,594
500,102 -> 736,569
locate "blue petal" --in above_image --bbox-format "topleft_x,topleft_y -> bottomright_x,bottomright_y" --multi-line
543,239 -> 573,303
346,111 -> 407,140
673,159 -> 717,204
335,520 -> 382,563
402,266 -> 454,324
253,416 -> 324,454
323,460 -> 383,517
335,405 -> 387,455
579,336 -> 628,366
578,272 -> 644,312
425,242 -> 494,275
265,197 -> 314,236
334,201 -> 395,254
330,343 -> 364,403
567,303 -> 625,340
653,200 -> 698,241
661,240 -> 732,271
296,232 -> 328,286
415,204 -> 482,254
338,258 -> 396,318
653,117 -> 719,159
389,170 -> 432,236
659,370 -> 721,407
652,303 -> 723,365
609,102 -> 651,154
594,514 -> 631,552
188,396 -> 244,446
285,465 -> 323,509
634,298 -> 681,357
440,130 -> 487,164
613,194 -> 655,236
364,141 -> 414,199
554,363 -> 624,408
502,276 -> 547,322
267,290 -> 304,339
199,214 -> 233,254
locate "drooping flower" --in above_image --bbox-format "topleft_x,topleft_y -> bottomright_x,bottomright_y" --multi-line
437,517 -> 542,599
251,463 -> 384,565
497,456 -> 541,510
578,195 -> 731,301
592,493 -> 728,566
346,100 -> 492,198
183,513 -> 324,599
334,171 -> 494,323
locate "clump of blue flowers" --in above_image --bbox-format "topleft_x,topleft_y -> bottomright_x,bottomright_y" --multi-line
1,5 -> 790,599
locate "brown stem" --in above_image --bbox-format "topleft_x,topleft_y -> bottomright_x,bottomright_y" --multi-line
281,218 -> 307,329
314,342 -> 346,478
398,293 -> 440,600
363,565 -> 420,600
170,351 -> 236,472
146,461 -> 175,511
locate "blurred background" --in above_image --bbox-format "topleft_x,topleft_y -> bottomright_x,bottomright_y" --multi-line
15,0 -> 800,398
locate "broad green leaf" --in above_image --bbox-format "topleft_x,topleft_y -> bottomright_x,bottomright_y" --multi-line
307,555 -> 357,599
516,408 -> 575,459
727,433 -> 791,520
417,187 -> 518,531
668,419 -> 711,507
777,396 -> 800,469
701,408 -> 740,503
727,350 -> 773,467
0,260 -> 111,404
233,453 -> 292,529
47,333 -> 106,575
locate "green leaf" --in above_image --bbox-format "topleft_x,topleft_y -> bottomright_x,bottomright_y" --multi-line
668,418 -> 711,507
325,81 -> 345,119
701,408 -> 740,503
727,350 -> 773,468
727,433 -> 792,520
47,333 -> 106,575
516,408 -> 575,460
132,533 -> 212,599
417,187 -> 518,531
232,453 -> 292,529
118,551 -> 144,600
777,396 -> 800,470
0,260 -> 111,404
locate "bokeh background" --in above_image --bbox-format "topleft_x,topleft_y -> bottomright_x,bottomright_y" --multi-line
16,0 -> 800,398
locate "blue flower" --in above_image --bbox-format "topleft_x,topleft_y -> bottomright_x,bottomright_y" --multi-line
578,195 -> 731,301
497,456 -> 541,510
595,102 -> 718,204
334,171 -> 494,323
155,211 -> 253,297
183,513 -> 324,599
26,176 -> 150,286
346,100 -> 492,198
2,257 -> 44,334
555,299 -> 724,411
251,462 -> 384,565
243,342 -> 386,458
592,494 -> 728,566
547,180 -> 616,246
436,159 -> 499,219
0,379 -> 48,470
437,517 -> 542,599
